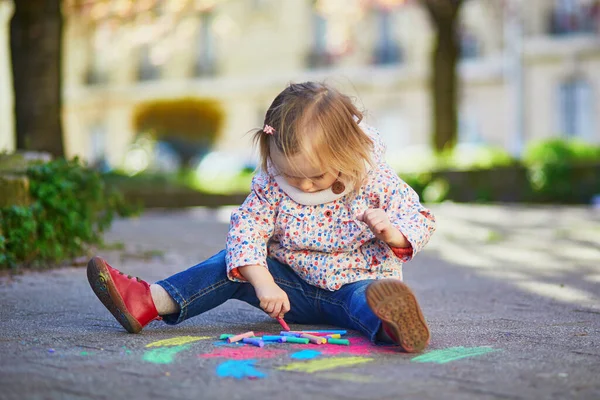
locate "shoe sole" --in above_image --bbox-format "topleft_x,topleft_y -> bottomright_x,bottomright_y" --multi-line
87,257 -> 143,334
366,279 -> 430,353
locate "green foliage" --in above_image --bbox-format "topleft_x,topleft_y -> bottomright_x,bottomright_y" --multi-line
401,173 -> 433,199
193,169 -> 254,194
437,145 -> 516,171
0,158 -> 140,270
422,178 -> 450,203
393,144 -> 515,175
523,139 -> 600,202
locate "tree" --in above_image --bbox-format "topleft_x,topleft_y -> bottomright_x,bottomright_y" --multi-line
421,0 -> 464,153
133,98 -> 225,168
10,0 -> 64,158
363,0 -> 465,152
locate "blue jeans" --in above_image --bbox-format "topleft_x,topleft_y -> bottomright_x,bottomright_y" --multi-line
155,250 -> 384,343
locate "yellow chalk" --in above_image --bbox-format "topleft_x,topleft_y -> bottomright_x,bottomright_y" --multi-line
300,333 -> 327,344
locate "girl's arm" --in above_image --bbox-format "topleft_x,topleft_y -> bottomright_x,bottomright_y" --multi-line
225,173 -> 290,318
226,173 -> 278,280
364,165 -> 436,262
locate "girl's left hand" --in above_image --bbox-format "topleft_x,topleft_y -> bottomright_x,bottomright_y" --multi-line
357,208 -> 409,248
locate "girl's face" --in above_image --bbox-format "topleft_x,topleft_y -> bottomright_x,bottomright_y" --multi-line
271,148 -> 338,193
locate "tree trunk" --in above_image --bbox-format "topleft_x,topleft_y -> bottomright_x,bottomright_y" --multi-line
422,0 -> 463,153
431,20 -> 459,152
10,0 -> 64,158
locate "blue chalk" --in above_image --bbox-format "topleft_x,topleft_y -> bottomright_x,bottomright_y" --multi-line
242,338 -> 265,348
280,332 -> 303,337
263,336 -> 286,342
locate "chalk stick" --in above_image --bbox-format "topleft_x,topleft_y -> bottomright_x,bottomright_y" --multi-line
300,333 -> 327,344
227,331 -> 255,343
242,338 -> 265,347
280,332 -> 303,337
293,332 -> 332,337
327,338 -> 350,346
325,334 -> 341,339
263,336 -> 287,342
277,317 -> 290,331
291,330 -> 347,335
284,337 -> 310,344
219,334 -> 234,340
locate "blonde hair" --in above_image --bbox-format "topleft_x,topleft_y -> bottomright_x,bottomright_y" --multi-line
253,82 -> 373,191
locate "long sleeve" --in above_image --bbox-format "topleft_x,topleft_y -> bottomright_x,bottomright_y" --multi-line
374,166 -> 436,263
225,173 -> 278,281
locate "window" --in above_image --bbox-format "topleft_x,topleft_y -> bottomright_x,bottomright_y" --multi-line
137,44 -> 161,81
89,124 -> 108,170
194,12 -> 216,77
557,77 -> 595,138
459,111 -> 483,144
84,24 -> 110,85
548,0 -> 599,35
306,12 -> 334,68
306,1 -> 356,69
372,9 -> 402,65
459,27 -> 481,60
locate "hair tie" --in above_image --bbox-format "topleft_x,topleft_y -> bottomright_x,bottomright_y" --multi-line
263,124 -> 275,135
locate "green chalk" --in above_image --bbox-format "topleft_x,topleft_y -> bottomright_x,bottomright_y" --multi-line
285,337 -> 310,344
327,338 -> 350,346
219,334 -> 234,340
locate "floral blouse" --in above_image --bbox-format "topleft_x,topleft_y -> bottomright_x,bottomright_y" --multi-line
225,125 -> 436,291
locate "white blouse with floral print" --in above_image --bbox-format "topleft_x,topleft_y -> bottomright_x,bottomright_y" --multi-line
225,124 -> 436,291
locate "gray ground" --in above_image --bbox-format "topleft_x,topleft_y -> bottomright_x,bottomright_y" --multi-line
1,204 -> 599,400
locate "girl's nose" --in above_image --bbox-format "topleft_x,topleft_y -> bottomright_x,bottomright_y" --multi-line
297,179 -> 313,192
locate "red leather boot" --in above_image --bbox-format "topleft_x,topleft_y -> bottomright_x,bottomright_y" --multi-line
366,279 -> 430,353
87,256 -> 161,333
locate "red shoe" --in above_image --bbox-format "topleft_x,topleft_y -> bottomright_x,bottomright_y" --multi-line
87,256 -> 160,333
366,279 -> 430,353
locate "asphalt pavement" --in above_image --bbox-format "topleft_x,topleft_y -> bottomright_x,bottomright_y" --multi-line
1,204 -> 599,400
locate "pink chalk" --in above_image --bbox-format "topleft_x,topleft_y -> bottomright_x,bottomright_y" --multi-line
277,317 -> 290,331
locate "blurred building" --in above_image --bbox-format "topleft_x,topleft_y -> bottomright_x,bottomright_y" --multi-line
0,0 -> 599,170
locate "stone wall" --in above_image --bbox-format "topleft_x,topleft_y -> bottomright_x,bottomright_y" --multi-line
0,152 -> 51,208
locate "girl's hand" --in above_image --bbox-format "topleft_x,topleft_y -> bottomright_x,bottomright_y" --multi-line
358,208 -> 410,248
254,281 -> 291,319
238,265 -> 291,319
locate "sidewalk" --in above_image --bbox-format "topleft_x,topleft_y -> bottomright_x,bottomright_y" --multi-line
1,204 -> 599,400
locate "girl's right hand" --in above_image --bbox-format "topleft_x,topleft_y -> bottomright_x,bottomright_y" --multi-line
254,281 -> 291,319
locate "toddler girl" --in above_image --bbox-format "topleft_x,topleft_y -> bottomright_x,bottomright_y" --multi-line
87,81 -> 436,352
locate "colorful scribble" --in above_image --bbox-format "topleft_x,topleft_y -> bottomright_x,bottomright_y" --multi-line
319,373 -> 383,383
411,347 -> 501,364
143,345 -> 190,364
216,359 -> 266,379
212,341 -> 244,347
199,347 -> 287,360
278,357 -> 374,373
318,337 -> 398,356
290,350 -> 322,360
145,336 -> 210,348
